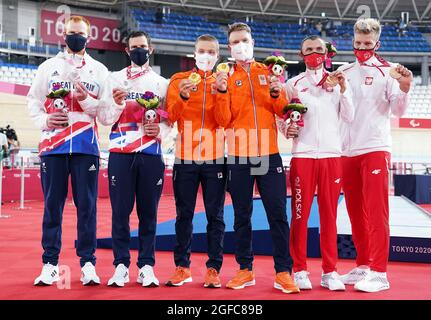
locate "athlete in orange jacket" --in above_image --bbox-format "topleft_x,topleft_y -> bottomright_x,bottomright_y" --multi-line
214,23 -> 299,294
214,61 -> 288,157
165,35 -> 226,289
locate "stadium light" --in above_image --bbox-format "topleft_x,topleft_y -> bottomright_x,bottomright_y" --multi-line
286,61 -> 299,64
332,61 -> 349,65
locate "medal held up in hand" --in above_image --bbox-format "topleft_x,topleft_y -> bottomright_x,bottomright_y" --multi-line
216,63 -> 231,74
188,72 -> 202,85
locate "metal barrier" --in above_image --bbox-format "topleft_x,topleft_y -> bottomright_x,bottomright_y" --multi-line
0,158 -> 10,218
12,156 -> 31,211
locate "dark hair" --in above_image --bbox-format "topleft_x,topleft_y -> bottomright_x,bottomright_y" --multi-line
300,35 -> 323,50
0,125 -> 18,141
125,30 -> 152,48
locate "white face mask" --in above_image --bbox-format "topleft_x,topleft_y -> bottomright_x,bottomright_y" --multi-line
195,53 -> 218,72
230,42 -> 254,62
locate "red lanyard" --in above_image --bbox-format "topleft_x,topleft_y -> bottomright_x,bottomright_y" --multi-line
316,71 -> 329,87
127,66 -> 150,80
66,55 -> 86,69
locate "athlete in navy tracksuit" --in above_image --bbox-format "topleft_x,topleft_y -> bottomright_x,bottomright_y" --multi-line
28,16 -> 113,286
97,31 -> 170,287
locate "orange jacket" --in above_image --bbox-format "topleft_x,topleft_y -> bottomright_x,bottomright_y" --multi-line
214,61 -> 288,157
166,69 -> 225,161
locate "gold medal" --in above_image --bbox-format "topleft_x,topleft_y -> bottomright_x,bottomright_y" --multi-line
216,63 -> 230,74
188,72 -> 202,85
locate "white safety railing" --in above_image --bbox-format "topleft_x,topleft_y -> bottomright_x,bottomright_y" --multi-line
13,156 -> 31,211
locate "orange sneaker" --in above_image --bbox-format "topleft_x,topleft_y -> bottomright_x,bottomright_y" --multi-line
226,269 -> 255,289
165,267 -> 192,286
274,272 -> 300,294
204,268 -> 222,288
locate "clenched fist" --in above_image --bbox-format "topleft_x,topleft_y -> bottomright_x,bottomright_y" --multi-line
179,79 -> 197,99
143,123 -> 160,137
215,72 -> 228,92
113,88 -> 127,105
47,112 -> 69,129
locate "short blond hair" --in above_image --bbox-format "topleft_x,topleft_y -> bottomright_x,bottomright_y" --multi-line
354,18 -> 381,40
195,34 -> 219,50
227,22 -> 252,38
65,15 -> 91,34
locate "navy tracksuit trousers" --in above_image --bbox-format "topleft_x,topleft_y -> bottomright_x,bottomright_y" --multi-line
108,152 -> 165,269
227,153 -> 293,273
173,159 -> 226,272
40,154 -> 99,267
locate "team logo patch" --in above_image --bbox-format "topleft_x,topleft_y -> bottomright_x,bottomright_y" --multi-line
277,167 -> 283,173
217,172 -> 223,179
235,80 -> 243,87
258,74 -> 267,85
365,77 -> 374,85
51,71 -> 59,77
111,176 -> 116,186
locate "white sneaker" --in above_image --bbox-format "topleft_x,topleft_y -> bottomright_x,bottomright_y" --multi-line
354,270 -> 390,293
321,271 -> 346,291
80,262 -> 100,286
293,271 -> 312,290
34,263 -> 60,286
340,265 -> 370,285
137,265 -> 159,287
108,264 -> 130,287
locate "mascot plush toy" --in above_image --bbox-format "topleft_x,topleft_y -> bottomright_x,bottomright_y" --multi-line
135,91 -> 168,125
263,54 -> 289,87
282,98 -> 308,137
46,84 -> 71,127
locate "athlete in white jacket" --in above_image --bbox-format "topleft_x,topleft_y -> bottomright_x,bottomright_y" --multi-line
29,15 -> 115,287
91,31 -> 169,288
337,18 -> 412,293
277,35 -> 354,291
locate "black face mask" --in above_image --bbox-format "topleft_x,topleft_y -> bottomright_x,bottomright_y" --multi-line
65,34 -> 87,53
129,48 -> 150,66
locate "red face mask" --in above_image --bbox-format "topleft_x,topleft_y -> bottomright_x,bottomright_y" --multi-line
303,52 -> 326,68
353,49 -> 375,63
353,43 -> 378,63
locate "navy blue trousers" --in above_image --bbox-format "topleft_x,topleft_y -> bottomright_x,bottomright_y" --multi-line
109,152 -> 164,269
227,153 -> 293,273
173,159 -> 226,272
40,154 -> 99,267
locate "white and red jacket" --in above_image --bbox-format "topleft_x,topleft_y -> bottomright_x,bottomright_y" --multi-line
96,66 -> 170,155
27,50 -> 109,156
338,55 -> 410,157
277,68 -> 354,158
